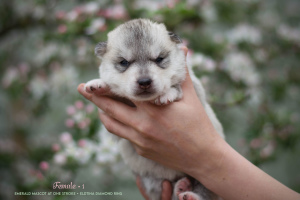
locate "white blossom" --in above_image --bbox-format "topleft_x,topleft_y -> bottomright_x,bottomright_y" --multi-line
260,141 -> 276,158
201,2 -> 217,22
60,132 -> 73,144
49,65 -> 78,95
226,24 -> 262,45
277,24 -> 300,44
246,87 -> 262,106
33,6 -> 45,19
2,67 -> 19,88
74,148 -> 92,164
72,112 -> 84,123
53,127 -> 121,168
94,129 -> 119,164
85,18 -> 106,35
66,10 -> 79,22
96,152 -> 116,164
28,75 -> 48,99
222,52 -> 260,87
188,53 -> 216,72
235,0 -> 259,2
54,153 -> 67,165
83,2 -> 100,15
64,142 -> 77,157
187,0 -> 202,7
134,0 -> 163,11
34,43 -> 59,66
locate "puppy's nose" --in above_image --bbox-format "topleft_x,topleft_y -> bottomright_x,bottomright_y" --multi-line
137,78 -> 152,89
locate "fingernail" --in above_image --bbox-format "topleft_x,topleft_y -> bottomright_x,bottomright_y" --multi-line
77,83 -> 85,94
77,83 -> 93,100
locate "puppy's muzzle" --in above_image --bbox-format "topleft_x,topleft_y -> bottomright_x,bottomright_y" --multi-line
137,78 -> 152,90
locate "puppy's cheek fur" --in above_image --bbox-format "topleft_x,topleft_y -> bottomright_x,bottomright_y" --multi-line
101,64 -> 140,98
152,67 -> 172,89
121,67 -> 140,97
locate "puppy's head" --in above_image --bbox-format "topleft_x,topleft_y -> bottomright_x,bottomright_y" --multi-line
96,19 -> 186,101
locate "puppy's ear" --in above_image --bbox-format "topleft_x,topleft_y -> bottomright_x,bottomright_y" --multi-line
95,42 -> 107,58
168,32 -> 182,44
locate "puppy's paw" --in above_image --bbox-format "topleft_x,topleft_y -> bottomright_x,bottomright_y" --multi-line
174,177 -> 192,197
153,87 -> 182,105
178,192 -> 202,200
84,79 -> 107,94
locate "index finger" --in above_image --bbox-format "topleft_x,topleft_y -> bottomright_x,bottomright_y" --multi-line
161,180 -> 173,200
78,83 -> 138,126
136,176 -> 172,200
136,176 -> 150,200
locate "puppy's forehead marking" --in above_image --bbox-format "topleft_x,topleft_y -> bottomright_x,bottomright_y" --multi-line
139,65 -> 149,76
121,21 -> 155,62
107,19 -> 176,72
122,19 -> 154,46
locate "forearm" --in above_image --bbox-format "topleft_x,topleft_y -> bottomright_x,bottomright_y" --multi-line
190,137 -> 300,200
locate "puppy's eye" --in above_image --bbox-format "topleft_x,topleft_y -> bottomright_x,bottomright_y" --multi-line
155,57 -> 164,63
120,59 -> 130,67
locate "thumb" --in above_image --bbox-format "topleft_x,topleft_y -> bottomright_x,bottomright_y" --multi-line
180,47 -> 195,95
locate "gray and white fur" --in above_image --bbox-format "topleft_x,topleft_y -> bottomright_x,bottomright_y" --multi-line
85,19 -> 224,200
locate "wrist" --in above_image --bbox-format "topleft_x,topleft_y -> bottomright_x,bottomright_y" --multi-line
186,134 -> 230,189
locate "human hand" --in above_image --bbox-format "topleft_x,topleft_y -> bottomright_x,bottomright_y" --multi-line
136,176 -> 172,200
77,46 -> 224,178
77,46 -> 300,200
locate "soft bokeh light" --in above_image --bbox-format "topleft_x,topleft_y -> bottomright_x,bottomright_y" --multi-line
1,0 -> 299,199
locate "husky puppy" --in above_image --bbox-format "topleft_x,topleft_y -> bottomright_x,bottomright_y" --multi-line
85,19 -> 224,200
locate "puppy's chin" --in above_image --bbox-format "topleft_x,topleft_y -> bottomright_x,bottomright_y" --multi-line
131,91 -> 159,102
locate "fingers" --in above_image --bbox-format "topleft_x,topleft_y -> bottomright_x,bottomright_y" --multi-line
136,176 -> 173,200
161,180 -> 173,200
181,67 -> 195,95
77,83 -> 92,100
136,176 -> 150,200
181,46 -> 188,59
180,46 -> 189,76
78,83 -> 113,97
86,85 -> 113,96
99,112 -> 136,140
179,47 -> 198,98
78,84 -> 138,127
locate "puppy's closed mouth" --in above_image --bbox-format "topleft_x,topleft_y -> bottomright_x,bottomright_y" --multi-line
136,90 -> 155,97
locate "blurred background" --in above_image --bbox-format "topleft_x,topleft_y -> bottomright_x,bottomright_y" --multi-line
0,0 -> 300,199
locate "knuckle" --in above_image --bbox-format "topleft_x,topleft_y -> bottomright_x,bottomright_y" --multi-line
137,123 -> 152,135
138,138 -> 148,149
136,138 -> 152,153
